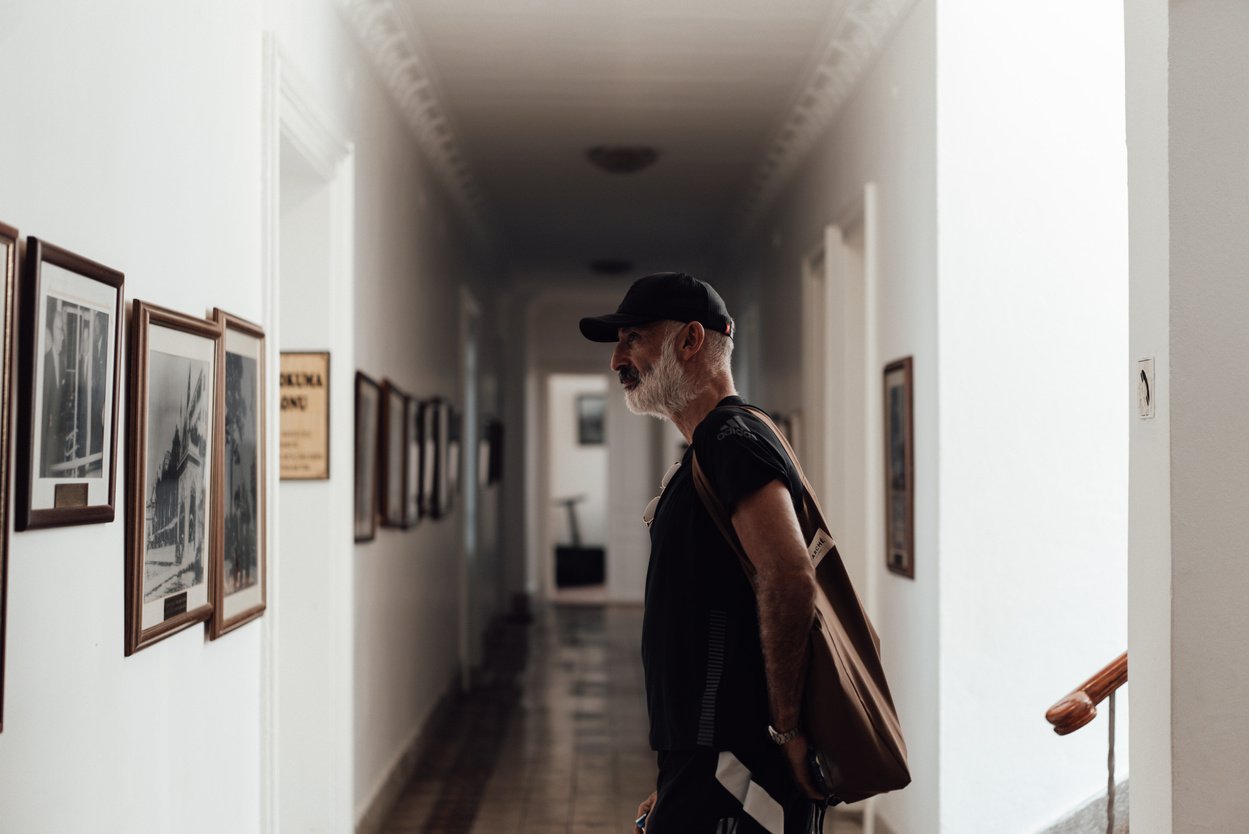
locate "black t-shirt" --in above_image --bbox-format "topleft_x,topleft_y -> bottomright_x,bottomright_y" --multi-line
642,396 -> 804,751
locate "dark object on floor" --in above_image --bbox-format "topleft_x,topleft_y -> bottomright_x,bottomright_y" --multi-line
556,545 -> 605,587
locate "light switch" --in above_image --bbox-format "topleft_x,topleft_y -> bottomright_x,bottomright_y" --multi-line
1137,357 -> 1156,419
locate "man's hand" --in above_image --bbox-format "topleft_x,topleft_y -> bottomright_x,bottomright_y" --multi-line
635,790 -> 657,831
781,733 -> 829,802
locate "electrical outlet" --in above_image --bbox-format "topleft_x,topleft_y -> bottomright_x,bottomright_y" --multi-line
1137,358 -> 1156,419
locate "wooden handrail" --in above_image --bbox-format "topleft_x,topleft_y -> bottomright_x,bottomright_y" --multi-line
1045,652 -> 1128,736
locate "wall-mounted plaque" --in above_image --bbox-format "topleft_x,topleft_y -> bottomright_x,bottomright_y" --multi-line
279,352 -> 329,480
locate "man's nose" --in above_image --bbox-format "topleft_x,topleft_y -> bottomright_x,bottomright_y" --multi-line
610,343 -> 627,373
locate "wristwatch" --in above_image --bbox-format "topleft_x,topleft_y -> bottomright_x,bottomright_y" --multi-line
767,725 -> 800,746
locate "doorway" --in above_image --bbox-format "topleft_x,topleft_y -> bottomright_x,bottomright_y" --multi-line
544,373 -> 610,604
263,39 -> 355,834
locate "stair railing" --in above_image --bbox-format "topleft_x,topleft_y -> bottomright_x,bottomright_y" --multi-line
1045,651 -> 1128,834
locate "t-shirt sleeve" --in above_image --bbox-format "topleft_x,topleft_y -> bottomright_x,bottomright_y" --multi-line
695,409 -> 797,516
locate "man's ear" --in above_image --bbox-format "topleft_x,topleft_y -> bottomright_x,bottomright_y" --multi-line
680,321 -> 706,359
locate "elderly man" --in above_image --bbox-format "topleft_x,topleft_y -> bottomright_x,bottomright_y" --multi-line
580,272 -> 825,834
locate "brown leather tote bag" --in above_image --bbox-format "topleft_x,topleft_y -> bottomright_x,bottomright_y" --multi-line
691,406 -> 910,804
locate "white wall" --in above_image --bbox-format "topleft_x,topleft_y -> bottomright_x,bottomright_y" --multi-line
547,375 -> 609,548
1123,1 -> 1171,830
718,3 -> 940,830
0,2 -> 506,831
723,1 -> 1131,831
1166,2 -> 1249,828
935,1 -> 1129,831
0,2 -> 264,832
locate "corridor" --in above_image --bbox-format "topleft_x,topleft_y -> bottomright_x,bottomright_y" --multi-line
379,606 -> 866,834
4,0 -> 1245,832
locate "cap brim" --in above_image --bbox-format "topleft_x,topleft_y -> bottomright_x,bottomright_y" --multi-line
579,313 -> 656,342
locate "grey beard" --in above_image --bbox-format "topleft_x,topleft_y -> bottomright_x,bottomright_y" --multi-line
624,337 -> 698,420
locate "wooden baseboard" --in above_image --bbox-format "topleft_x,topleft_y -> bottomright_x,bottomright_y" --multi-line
354,690 -> 456,834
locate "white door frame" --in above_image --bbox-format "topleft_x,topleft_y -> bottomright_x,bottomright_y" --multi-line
261,34 -> 355,834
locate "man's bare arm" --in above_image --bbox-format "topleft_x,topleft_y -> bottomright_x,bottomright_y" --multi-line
732,480 -> 817,740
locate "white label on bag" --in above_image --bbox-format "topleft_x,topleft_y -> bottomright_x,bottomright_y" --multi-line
808,528 -> 836,566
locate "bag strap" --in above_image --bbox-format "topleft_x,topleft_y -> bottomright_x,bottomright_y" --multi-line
690,405 -> 836,577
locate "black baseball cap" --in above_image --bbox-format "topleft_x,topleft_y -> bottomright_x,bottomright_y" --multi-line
579,272 -> 735,343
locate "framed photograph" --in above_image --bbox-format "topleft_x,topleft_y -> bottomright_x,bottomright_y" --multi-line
403,396 -> 424,528
380,380 -> 408,528
426,397 -> 450,520
354,372 -> 381,542
446,407 -> 461,506
484,419 -> 503,486
125,301 -> 220,655
16,238 -> 124,530
0,223 -> 19,731
279,351 -> 329,480
883,357 -> 915,579
209,309 -> 266,639
576,393 -> 605,445
420,398 -> 437,518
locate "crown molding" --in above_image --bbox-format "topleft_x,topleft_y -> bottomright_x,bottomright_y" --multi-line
336,0 -> 487,238
740,0 -> 916,229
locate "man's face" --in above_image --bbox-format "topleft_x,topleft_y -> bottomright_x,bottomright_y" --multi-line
610,322 -> 665,395
50,313 -> 64,353
610,321 -> 695,418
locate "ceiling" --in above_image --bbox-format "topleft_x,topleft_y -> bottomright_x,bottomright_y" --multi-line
341,0 -> 908,277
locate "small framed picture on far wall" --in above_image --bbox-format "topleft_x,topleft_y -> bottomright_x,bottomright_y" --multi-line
883,357 -> 915,579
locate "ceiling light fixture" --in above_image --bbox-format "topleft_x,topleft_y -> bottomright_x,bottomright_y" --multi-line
586,146 -> 659,175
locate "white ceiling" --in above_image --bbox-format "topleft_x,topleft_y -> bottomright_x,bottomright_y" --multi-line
343,0 -> 904,276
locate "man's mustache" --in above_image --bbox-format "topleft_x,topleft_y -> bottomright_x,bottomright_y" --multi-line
619,365 -> 640,385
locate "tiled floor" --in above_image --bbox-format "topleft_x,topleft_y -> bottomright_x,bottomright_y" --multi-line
381,605 -> 863,834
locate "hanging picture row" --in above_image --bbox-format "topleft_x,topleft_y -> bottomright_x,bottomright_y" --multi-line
0,224 -> 275,669
353,382 -> 479,541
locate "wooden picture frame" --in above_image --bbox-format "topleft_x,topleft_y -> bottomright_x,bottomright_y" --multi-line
402,396 -> 424,528
0,223 -> 19,731
446,406 -> 461,509
125,301 -> 220,654
209,309 -> 266,639
426,397 -> 450,520
883,357 -> 915,579
354,372 -> 381,542
420,398 -> 437,519
379,380 -> 408,528
279,351 -> 330,480
16,238 -> 124,530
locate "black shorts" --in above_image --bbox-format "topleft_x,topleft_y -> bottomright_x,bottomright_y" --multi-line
646,747 -> 818,834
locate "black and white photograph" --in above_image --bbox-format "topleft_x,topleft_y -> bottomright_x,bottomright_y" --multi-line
17,238 -> 123,529
883,357 -> 915,579
380,381 -> 407,528
0,223 -> 18,732
576,393 -> 605,445
126,301 -> 219,655
355,372 -> 381,542
210,310 -> 266,639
